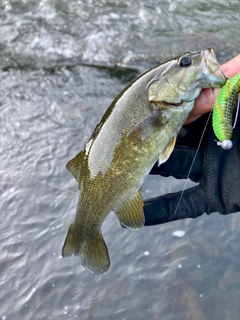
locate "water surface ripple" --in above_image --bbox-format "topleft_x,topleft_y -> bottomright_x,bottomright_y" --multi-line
1,0 -> 240,319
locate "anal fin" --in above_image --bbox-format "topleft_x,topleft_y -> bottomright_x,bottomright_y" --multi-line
115,188 -> 144,230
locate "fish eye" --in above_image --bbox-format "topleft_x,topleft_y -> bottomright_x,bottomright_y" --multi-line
179,56 -> 192,67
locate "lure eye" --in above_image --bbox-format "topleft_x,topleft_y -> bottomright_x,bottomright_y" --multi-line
179,56 -> 192,67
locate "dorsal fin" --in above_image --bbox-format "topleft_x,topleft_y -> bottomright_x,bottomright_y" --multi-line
66,150 -> 85,182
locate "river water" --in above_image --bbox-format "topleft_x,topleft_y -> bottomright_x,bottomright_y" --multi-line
1,1 -> 240,319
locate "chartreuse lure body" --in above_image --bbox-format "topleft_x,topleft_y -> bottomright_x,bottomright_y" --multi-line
213,73 -> 240,149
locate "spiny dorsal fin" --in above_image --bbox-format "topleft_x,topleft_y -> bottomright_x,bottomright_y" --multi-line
115,188 -> 144,230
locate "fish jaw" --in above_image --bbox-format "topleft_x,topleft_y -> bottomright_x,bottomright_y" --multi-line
200,48 -> 227,87
148,48 -> 226,105
63,49 -> 226,275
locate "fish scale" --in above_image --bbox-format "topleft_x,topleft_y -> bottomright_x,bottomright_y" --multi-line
62,49 -> 226,274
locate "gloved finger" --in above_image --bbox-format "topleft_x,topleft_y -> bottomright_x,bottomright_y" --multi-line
150,114 -> 211,181
177,113 -> 211,148
144,185 -> 207,226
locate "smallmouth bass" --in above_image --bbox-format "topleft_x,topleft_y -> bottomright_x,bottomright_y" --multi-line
62,49 -> 226,274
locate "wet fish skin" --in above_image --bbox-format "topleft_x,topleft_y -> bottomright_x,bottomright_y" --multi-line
62,48 -> 226,274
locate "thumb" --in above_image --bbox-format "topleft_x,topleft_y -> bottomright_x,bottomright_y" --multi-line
144,186 -> 207,226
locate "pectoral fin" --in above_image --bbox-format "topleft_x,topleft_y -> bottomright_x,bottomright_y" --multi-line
158,135 -> 176,166
115,189 -> 144,229
127,111 -> 164,141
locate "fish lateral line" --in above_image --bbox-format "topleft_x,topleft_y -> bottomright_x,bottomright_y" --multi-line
61,49 -> 227,274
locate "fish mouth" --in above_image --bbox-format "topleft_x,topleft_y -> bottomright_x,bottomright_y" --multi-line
201,48 -> 227,85
151,100 -> 185,109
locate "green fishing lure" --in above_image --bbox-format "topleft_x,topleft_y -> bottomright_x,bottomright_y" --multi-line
212,73 -> 240,149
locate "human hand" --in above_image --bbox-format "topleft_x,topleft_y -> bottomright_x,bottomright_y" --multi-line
144,54 -> 240,225
144,113 -> 240,225
186,54 -> 240,124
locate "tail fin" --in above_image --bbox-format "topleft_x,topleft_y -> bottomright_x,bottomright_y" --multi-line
62,223 -> 110,275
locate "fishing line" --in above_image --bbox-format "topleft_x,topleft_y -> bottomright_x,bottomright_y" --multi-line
172,111 -> 212,218
232,93 -> 240,129
25,175 -> 78,195
1,169 -> 78,195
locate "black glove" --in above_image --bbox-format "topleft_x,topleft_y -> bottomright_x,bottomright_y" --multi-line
144,113 -> 240,226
